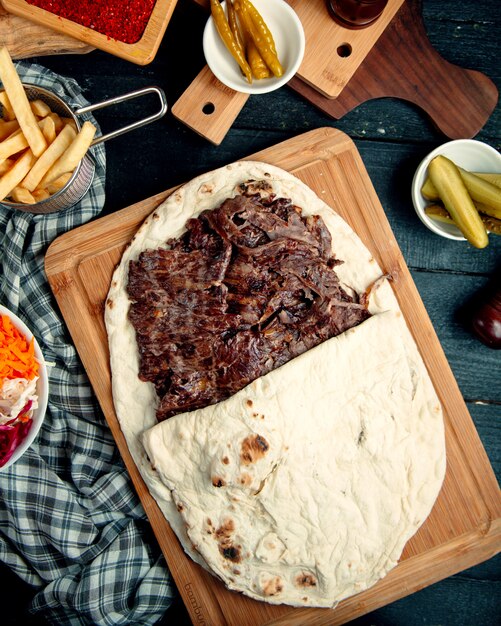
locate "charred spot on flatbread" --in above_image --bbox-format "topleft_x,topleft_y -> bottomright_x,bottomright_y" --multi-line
295,572 -> 317,588
200,183 -> 214,194
215,518 -> 234,537
238,472 -> 252,486
357,422 -> 367,446
215,519 -> 242,563
259,574 -> 284,597
240,434 -> 269,465
212,476 -> 226,488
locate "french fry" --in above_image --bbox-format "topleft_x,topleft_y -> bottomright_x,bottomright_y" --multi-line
0,119 -> 19,141
40,120 -> 96,186
0,90 -> 15,120
39,115 -> 57,143
49,112 -> 64,133
0,128 -> 28,160
62,118 -> 78,132
10,185 -> 36,204
0,47 -> 47,156
32,187 -> 50,202
0,157 -> 14,175
30,99 -> 52,118
46,171 -> 72,194
0,115 -> 64,160
21,124 -> 77,192
0,149 -> 35,202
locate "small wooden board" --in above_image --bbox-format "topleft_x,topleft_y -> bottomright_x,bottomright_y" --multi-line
1,0 -> 179,65
45,128 -> 500,626
0,4 -> 92,59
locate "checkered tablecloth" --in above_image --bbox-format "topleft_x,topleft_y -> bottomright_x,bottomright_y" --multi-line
0,63 -> 174,626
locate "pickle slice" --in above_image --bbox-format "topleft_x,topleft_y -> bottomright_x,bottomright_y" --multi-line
425,203 -> 501,236
457,167 -> 501,217
480,214 -> 501,235
424,204 -> 454,224
428,156 -> 488,248
421,170 -> 501,208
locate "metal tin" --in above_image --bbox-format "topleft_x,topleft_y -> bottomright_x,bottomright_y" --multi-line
0,84 -> 167,214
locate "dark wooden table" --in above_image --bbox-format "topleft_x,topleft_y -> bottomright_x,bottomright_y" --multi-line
2,0 -> 500,624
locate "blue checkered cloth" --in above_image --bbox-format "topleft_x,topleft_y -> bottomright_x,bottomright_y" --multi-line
0,63 -> 174,625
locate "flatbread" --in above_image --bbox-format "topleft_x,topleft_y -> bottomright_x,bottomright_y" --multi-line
105,161 -> 445,606
143,309 -> 445,607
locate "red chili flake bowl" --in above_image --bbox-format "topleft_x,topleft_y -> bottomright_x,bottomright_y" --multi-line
2,0 -> 178,65
25,0 -> 157,45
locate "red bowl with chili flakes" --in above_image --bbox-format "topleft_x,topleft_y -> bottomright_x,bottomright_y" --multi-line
2,0 -> 179,65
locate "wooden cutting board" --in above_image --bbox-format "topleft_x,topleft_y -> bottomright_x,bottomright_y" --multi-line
0,4 -> 93,58
175,0 -> 497,144
44,128 -> 501,626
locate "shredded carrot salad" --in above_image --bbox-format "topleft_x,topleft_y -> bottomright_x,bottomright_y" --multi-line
0,314 -> 39,387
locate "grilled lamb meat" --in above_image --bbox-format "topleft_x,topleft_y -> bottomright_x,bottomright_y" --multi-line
127,188 -> 371,420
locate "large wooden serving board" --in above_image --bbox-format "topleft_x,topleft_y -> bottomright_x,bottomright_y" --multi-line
45,128 -> 501,626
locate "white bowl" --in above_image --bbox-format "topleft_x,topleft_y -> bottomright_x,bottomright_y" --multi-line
203,0 -> 305,95
411,139 -> 501,240
0,304 -> 48,470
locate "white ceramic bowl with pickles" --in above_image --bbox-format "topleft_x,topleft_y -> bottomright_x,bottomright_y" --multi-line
203,0 -> 305,95
412,139 -> 501,241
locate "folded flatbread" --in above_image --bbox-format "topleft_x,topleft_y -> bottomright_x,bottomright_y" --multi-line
142,309 -> 445,607
105,161 -> 446,608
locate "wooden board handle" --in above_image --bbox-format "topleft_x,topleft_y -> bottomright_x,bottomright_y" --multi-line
171,65 -> 249,145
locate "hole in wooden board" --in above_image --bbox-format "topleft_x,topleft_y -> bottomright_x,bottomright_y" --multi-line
337,43 -> 352,57
202,102 -> 216,115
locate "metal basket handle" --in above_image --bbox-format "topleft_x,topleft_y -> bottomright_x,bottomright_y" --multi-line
75,86 -> 168,147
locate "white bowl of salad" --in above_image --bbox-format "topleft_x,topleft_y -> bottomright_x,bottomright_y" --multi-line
0,304 -> 48,470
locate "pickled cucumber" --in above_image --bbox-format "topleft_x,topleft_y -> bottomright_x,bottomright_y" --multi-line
425,203 -> 501,235
457,167 -> 501,216
424,204 -> 454,224
421,170 -> 501,205
475,200 -> 501,220
480,215 -> 501,235
428,156 -> 488,248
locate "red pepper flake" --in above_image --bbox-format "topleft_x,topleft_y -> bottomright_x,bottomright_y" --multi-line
26,0 -> 158,45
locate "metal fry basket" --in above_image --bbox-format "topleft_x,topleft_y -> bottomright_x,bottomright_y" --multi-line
0,84 -> 168,214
